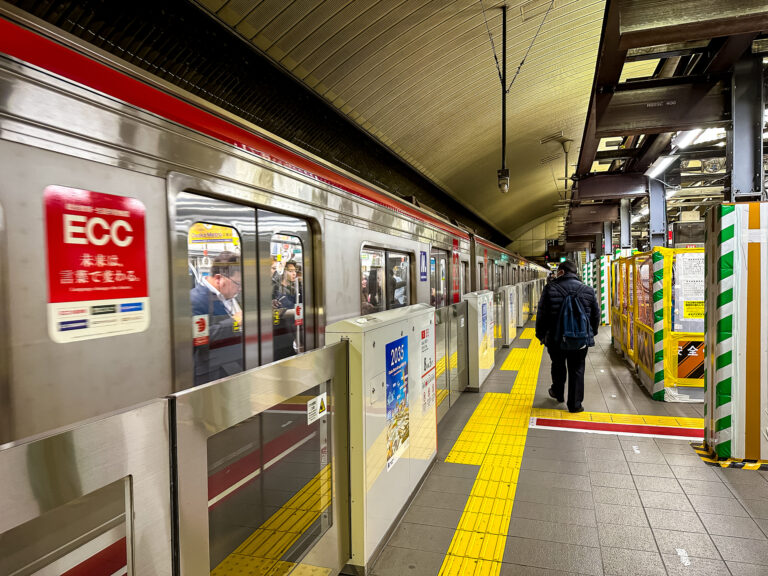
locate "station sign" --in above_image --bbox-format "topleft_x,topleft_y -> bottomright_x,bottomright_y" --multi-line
44,186 -> 150,343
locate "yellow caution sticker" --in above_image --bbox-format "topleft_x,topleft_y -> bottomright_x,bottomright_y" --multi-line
683,300 -> 704,319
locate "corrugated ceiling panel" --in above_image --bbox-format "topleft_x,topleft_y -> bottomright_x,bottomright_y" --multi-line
194,0 -> 606,236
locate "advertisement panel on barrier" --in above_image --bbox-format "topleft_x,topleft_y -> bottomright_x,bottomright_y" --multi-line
385,336 -> 409,470
420,326 -> 435,414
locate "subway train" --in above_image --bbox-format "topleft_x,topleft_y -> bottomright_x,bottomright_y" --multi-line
0,12 -> 546,575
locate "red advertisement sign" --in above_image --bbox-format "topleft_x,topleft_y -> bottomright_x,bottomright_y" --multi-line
452,238 -> 460,303
44,186 -> 149,342
45,186 -> 148,302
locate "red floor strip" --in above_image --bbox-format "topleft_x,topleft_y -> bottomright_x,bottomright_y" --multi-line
534,417 -> 703,439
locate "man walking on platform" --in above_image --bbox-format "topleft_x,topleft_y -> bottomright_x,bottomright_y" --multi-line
535,260 -> 600,413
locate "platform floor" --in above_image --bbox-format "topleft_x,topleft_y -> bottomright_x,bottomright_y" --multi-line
370,326 -> 768,576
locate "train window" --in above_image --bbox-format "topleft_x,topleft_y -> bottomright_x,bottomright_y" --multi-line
188,223 -> 244,386
361,248 -> 385,314
270,233 -> 305,361
430,248 -> 448,307
461,261 -> 469,295
388,252 -> 410,309
361,248 -> 410,313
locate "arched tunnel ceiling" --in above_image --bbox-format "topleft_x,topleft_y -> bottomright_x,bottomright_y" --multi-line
194,0 -> 606,240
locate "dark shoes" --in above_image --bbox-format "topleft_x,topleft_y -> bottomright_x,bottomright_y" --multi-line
548,387 -> 564,403
568,405 -> 585,413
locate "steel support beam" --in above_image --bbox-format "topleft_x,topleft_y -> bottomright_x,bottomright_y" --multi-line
566,221 -> 605,236
727,51 -> 765,200
595,234 -> 602,258
620,198 -> 631,249
570,204 -> 620,222
597,80 -> 728,137
576,1 -> 625,177
618,0 -> 768,50
604,221 -> 613,255
575,174 -> 647,201
564,241 -> 592,252
648,178 -> 667,248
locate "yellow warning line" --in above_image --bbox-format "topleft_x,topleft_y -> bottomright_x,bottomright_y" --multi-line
440,339 -> 545,575
212,465 -> 332,575
519,327 -> 536,340
437,388 -> 449,408
500,348 -> 525,371
530,408 -> 703,429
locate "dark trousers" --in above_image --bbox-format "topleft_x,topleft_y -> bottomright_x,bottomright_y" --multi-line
547,346 -> 588,411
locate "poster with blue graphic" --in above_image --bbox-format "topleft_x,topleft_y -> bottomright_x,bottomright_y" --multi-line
385,335 -> 409,471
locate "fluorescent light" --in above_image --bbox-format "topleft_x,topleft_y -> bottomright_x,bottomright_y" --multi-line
645,155 -> 678,179
673,129 -> 702,150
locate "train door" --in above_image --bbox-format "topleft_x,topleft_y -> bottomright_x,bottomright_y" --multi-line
258,208 -> 315,364
460,260 -> 468,296
430,248 -> 448,307
174,192 -> 315,388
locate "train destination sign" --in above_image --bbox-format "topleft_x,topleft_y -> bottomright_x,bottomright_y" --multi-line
44,185 -> 150,343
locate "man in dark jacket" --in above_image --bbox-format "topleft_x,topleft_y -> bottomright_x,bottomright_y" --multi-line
535,260 -> 600,413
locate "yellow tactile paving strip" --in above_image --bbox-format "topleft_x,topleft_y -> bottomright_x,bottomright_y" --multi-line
530,408 -> 704,429
519,328 -> 536,340
440,338 -> 545,575
212,465 -> 332,575
499,348 -> 525,371
437,388 -> 449,407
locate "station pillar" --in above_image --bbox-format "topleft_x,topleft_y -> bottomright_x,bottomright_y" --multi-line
604,221 -> 613,255
648,178 -> 667,248
620,198 -> 631,249
728,51 -> 765,201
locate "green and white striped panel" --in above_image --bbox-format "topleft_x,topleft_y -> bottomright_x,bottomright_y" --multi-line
711,205 -> 735,458
651,250 -> 666,401
600,256 -> 611,325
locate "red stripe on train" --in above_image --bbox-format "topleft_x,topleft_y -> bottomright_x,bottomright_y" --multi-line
0,18 -> 470,242
61,537 -> 126,576
207,421 -> 315,506
534,418 -> 703,439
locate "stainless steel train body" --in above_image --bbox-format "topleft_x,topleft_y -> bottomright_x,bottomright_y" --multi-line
0,20 -> 544,447
0,13 -> 548,575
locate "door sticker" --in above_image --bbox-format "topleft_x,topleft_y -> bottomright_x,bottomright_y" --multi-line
44,186 -> 149,343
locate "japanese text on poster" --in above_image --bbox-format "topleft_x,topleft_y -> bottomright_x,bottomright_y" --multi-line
385,336 -> 409,471
45,186 -> 149,343
420,326 -> 435,414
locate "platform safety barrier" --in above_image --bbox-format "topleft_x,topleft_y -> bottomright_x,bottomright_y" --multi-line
435,301 -> 469,422
0,343 -> 352,576
0,400 -> 174,575
172,341 -> 350,575
326,305 -> 437,573
611,247 -> 705,402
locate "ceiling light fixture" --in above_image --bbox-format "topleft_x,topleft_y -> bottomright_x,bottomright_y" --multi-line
645,155 -> 678,179
483,0 -> 554,194
673,129 -> 703,149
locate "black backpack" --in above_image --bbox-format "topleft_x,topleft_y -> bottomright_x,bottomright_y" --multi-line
551,283 -> 593,350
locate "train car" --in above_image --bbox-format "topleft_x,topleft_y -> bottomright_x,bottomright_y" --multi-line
0,14 -> 544,446
0,12 -> 546,575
